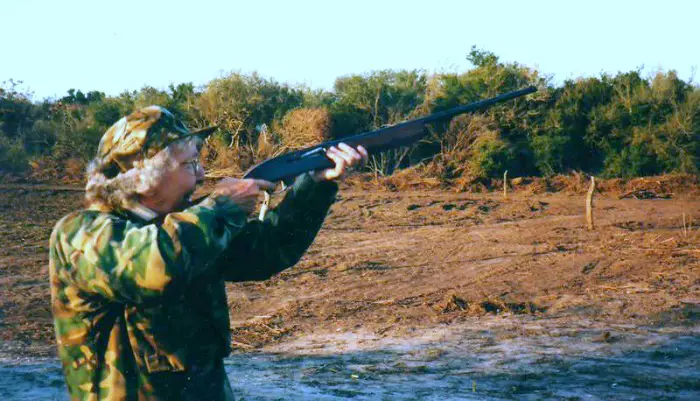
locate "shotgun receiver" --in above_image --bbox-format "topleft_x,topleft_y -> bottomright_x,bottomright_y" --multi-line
242,86 -> 536,184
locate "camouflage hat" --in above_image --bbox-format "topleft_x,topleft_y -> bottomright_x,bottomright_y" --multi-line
96,105 -> 216,175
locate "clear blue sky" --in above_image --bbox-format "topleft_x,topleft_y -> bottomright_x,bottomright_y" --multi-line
2,0 -> 697,100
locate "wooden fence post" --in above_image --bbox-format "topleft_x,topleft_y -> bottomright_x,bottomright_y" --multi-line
586,176 -> 596,230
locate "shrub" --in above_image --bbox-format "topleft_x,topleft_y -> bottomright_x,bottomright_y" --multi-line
275,108 -> 332,150
0,135 -> 29,172
468,131 -> 510,179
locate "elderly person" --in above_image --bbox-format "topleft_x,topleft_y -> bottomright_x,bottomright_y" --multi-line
49,105 -> 368,400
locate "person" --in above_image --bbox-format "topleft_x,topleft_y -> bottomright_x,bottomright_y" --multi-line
48,105 -> 368,400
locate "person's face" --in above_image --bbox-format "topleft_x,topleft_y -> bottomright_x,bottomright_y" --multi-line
146,141 -> 204,214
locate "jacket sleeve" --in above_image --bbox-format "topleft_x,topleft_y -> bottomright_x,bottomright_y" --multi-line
216,173 -> 338,282
49,196 -> 247,304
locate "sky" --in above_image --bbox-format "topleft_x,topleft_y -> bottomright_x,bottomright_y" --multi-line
1,0 -> 698,100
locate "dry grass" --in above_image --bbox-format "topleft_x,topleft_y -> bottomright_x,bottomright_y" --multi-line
28,157 -> 86,184
202,108 -> 333,179
433,114 -> 497,179
548,171 -> 590,194
341,171 -> 700,199
345,165 -> 443,192
275,108 -> 332,150
201,136 -> 245,178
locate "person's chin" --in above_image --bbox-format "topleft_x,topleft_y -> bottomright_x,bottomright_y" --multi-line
176,189 -> 197,209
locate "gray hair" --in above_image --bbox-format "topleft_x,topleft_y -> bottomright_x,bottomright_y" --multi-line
85,138 -> 199,211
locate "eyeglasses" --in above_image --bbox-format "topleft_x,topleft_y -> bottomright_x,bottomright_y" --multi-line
182,159 -> 202,173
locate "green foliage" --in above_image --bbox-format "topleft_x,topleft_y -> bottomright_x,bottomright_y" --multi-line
300,88 -> 335,108
0,80 -> 38,140
60,89 -> 105,105
1,51 -> 698,180
134,86 -> 171,110
0,134 -> 29,172
530,134 -> 571,176
327,70 -> 428,174
25,117 -> 57,155
467,46 -> 499,68
49,105 -> 103,161
426,47 -> 543,114
192,72 -> 304,149
89,99 -> 124,127
537,77 -> 614,172
331,70 -> 427,137
468,131 -> 510,179
418,48 -> 547,178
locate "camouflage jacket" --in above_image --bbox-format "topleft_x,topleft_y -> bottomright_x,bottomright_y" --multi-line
49,174 -> 338,400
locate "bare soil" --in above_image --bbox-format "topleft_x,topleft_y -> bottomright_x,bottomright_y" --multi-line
0,178 -> 698,357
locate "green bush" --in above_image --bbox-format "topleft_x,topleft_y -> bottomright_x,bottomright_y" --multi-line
530,134 -> 571,177
0,134 -> 29,172
468,132 -> 510,179
1,54 -> 698,182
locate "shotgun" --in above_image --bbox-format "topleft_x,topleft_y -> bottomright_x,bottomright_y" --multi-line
243,86 -> 537,184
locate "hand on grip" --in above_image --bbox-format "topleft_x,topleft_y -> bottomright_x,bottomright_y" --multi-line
212,178 -> 276,214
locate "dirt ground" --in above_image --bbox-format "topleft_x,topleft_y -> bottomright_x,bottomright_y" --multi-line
0,177 -> 698,357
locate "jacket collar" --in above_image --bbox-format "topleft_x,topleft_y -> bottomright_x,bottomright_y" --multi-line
125,203 -> 159,222
88,202 -> 159,223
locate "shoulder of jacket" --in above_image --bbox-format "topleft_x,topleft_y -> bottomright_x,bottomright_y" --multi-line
52,209 -> 124,241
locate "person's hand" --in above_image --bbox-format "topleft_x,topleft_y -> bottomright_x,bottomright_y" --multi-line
312,143 -> 369,182
212,178 -> 276,214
